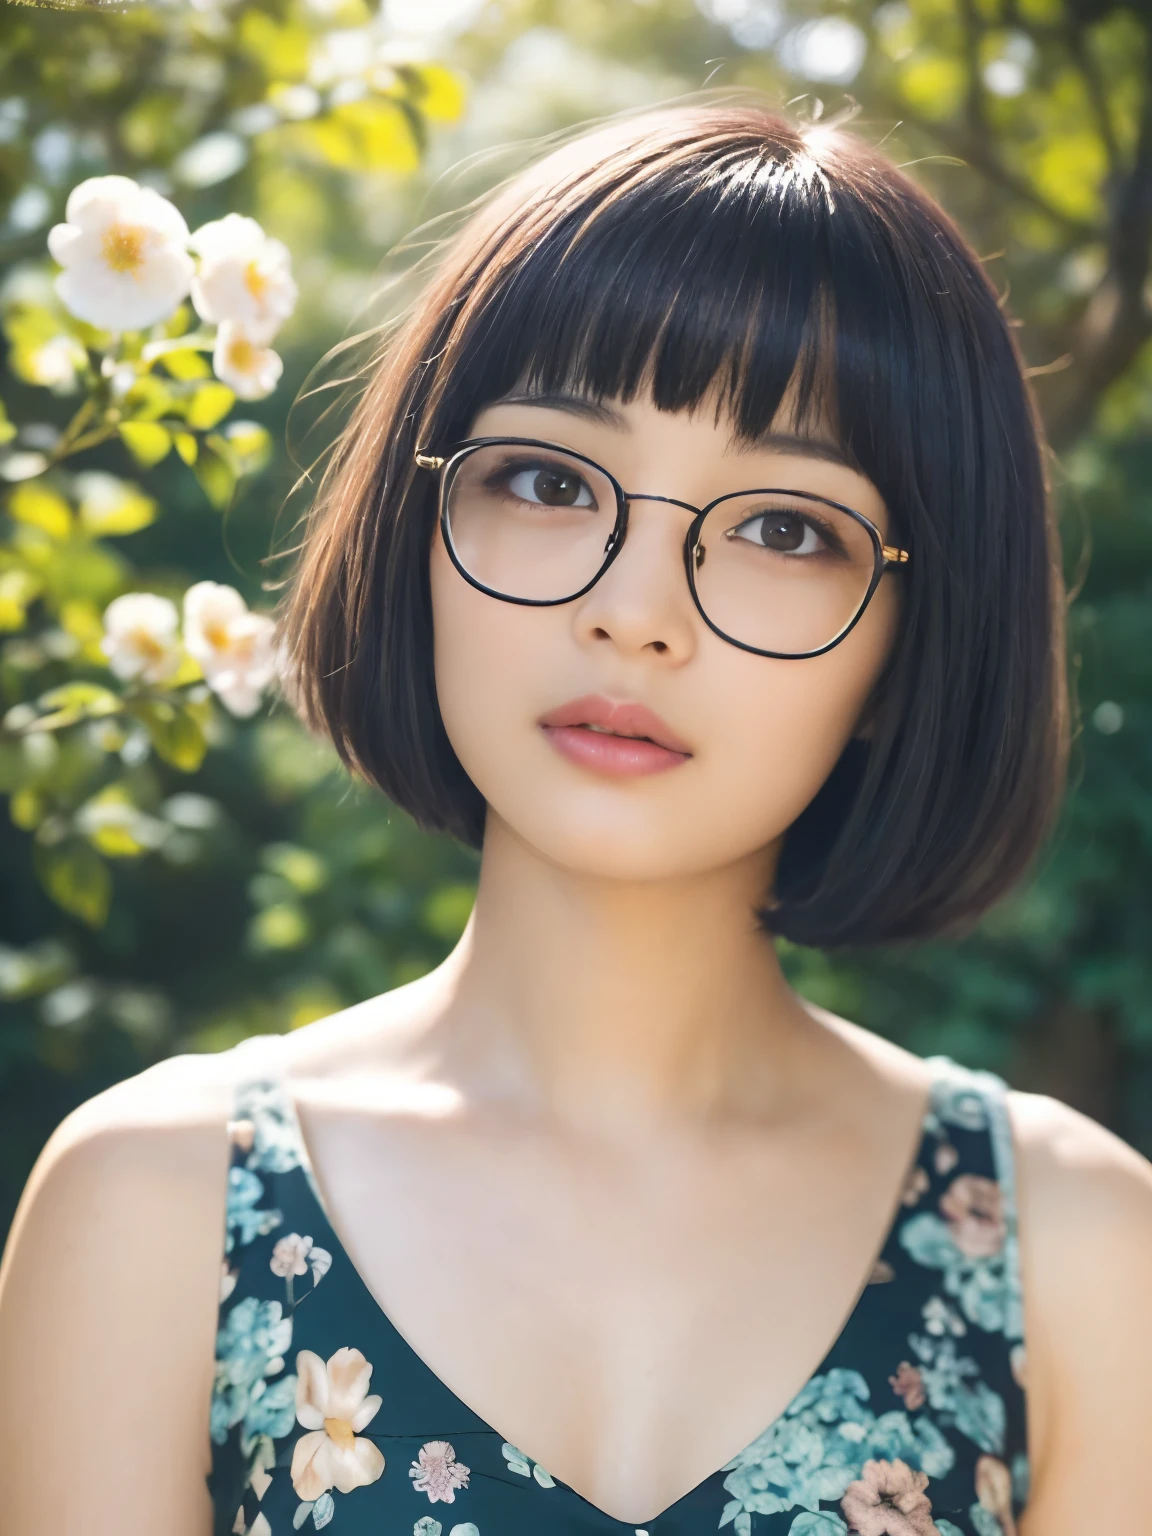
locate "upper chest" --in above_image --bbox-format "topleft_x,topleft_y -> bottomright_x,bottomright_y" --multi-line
291,1095 -> 930,1522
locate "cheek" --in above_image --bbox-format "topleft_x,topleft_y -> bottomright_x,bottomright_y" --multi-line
430,535 -> 551,766
430,532 -> 899,877
709,588 -> 899,836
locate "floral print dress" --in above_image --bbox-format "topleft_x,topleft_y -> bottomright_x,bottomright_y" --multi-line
209,1038 -> 1029,1536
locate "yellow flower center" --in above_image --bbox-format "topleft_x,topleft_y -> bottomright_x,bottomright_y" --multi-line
129,626 -> 169,662
101,222 -> 148,275
323,1417 -> 356,1450
204,618 -> 232,651
225,334 -> 258,373
244,259 -> 269,301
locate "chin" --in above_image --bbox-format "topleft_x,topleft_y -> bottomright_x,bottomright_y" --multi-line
484,790 -> 771,884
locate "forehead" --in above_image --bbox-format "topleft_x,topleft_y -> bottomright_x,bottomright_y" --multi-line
467,387 -> 889,526
478,360 -> 849,460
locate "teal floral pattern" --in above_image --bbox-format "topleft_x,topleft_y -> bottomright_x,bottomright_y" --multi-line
208,1047 -> 1028,1536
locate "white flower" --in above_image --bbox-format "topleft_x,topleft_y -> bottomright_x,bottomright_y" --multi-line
47,175 -> 193,331
100,592 -> 183,685
190,213 -> 297,340
270,1232 -> 332,1283
212,320 -> 283,400
921,1295 -> 967,1337
182,580 -> 277,717
291,1347 -> 386,1500
26,334 -> 86,393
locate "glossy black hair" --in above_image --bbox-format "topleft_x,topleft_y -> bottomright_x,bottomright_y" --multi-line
281,100 -> 1068,948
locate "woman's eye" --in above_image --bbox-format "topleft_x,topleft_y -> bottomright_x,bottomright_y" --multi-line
506,464 -> 596,508
728,510 -> 828,555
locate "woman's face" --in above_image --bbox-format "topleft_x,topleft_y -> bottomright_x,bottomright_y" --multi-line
429,389 -> 901,881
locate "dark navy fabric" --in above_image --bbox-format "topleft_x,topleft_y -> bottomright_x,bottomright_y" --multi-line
208,1040 -> 1028,1536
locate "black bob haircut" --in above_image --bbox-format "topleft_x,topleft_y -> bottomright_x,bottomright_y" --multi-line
281,99 -> 1069,950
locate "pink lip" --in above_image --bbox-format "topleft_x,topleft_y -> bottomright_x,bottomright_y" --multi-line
538,694 -> 692,777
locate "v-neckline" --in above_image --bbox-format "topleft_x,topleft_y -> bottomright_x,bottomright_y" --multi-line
267,1047 -> 939,1531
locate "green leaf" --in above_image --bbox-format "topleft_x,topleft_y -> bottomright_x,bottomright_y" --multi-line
897,55 -> 967,121
423,882 -> 476,941
248,901 -> 310,951
132,700 -> 208,772
8,484 -> 73,541
186,382 -> 236,431
118,421 -> 172,468
262,842 -> 327,893
161,348 -> 212,381
409,64 -> 467,124
11,786 -> 44,831
34,840 -> 112,927
121,373 -> 176,422
0,567 -> 43,629
35,682 -> 122,731
193,446 -> 237,510
75,473 -> 157,536
239,12 -> 311,79
331,98 -> 420,172
76,785 -> 167,858
220,419 -> 271,476
0,400 -> 16,447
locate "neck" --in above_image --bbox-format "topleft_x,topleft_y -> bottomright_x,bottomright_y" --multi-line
426,813 -> 811,1134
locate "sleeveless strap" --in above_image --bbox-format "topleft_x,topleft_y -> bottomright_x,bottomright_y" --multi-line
227,1032 -> 308,1175
923,1053 -> 1024,1342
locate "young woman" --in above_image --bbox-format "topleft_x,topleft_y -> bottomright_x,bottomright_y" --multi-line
1,101 -> 1149,1536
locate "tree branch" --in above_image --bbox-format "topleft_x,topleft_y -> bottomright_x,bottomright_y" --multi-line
1041,33 -> 1152,447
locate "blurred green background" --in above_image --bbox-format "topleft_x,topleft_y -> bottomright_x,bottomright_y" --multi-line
2,0 -> 1151,1239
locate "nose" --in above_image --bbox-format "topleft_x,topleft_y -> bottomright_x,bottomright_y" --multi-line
570,496 -> 699,663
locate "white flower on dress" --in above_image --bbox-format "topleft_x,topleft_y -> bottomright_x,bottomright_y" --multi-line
182,580 -> 277,716
290,1347 -> 385,1501
410,1440 -> 470,1503
921,1295 -> 966,1338
47,175 -> 194,330
190,213 -> 297,340
100,592 -> 183,685
270,1232 -> 332,1284
212,319 -> 283,400
234,1515 -> 271,1536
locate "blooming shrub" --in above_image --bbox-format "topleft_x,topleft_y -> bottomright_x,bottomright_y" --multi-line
1,170 -> 293,926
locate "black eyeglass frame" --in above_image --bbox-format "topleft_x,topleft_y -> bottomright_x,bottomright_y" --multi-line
415,436 -> 910,660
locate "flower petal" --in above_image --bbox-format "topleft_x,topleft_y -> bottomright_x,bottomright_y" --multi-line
290,1428 -> 335,1501
329,1434 -> 386,1494
325,1346 -> 373,1420
295,1349 -> 329,1427
349,1393 -> 382,1433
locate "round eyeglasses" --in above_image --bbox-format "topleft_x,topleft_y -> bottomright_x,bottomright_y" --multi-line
415,437 -> 909,660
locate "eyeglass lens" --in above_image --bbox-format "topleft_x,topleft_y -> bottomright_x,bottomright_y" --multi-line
442,442 -> 879,655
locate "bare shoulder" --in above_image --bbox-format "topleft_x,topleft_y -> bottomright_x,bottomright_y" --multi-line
1008,1087 -> 1152,1340
1007,1092 -> 1152,1531
0,1048 -> 248,1535
1009,1088 -> 1152,1255
4,1045 -> 240,1254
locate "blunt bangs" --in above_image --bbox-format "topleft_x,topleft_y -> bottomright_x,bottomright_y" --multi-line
280,100 -> 1069,949
435,145 -> 840,452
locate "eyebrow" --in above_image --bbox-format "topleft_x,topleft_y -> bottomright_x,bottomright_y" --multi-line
492,392 -> 858,471
490,391 -> 623,427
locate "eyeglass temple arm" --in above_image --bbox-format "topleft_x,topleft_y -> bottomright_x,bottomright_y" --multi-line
414,451 -> 910,564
